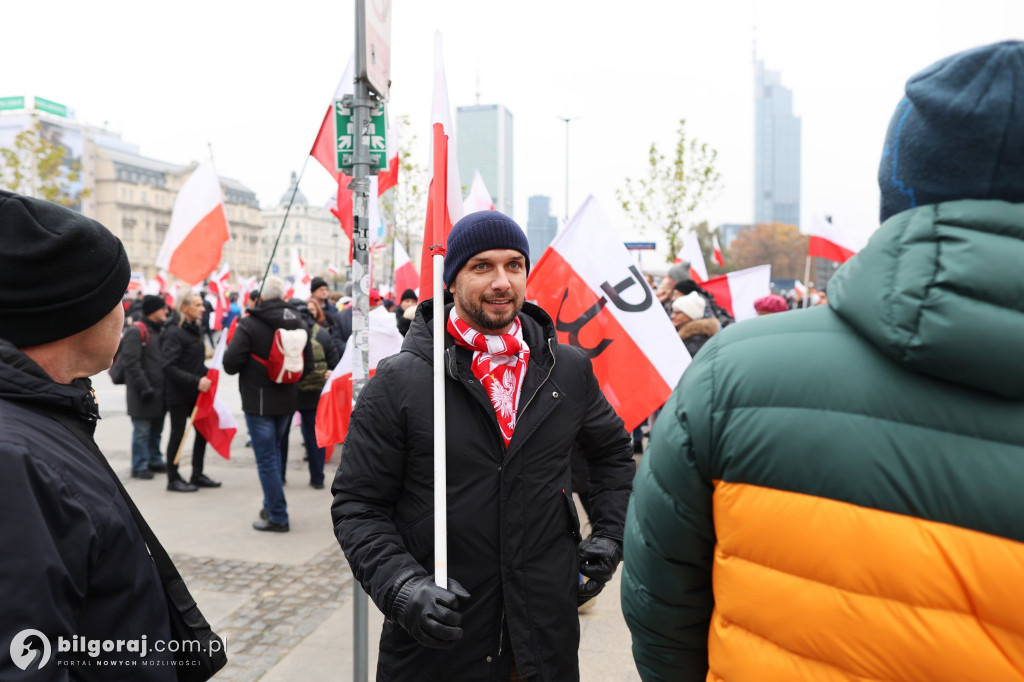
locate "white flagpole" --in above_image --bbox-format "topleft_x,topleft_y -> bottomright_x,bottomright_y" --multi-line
803,255 -> 813,308
433,254 -> 448,587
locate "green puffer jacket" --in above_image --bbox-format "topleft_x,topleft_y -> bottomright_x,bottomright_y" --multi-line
622,200 -> 1024,681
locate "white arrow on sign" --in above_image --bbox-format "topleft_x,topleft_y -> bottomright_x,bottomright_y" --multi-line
370,135 -> 385,151
337,137 -> 352,151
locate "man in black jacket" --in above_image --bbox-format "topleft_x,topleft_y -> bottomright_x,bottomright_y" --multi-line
331,212 -> 635,681
123,294 -> 170,480
223,276 -> 313,533
0,191 -> 177,678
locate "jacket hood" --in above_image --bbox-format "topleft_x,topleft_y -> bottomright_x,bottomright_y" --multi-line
829,199 -> 1024,399
404,295 -> 557,364
0,339 -> 99,420
248,299 -> 305,330
678,317 -> 720,341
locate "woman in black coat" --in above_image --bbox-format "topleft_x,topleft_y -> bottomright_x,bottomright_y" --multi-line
162,291 -> 221,492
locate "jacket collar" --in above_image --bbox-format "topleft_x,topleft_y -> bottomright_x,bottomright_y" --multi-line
0,339 -> 100,424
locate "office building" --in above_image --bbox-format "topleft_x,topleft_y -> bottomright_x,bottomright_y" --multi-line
754,59 -> 801,227
456,104 -> 513,218
526,195 -> 558,258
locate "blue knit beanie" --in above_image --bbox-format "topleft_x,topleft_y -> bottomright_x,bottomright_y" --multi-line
878,40 -> 1024,223
443,211 -> 530,288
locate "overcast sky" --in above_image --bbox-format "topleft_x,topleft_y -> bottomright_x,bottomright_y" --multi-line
3,0 -> 1021,259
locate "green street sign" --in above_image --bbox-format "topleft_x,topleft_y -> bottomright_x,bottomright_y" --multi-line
0,96 -> 25,112
34,97 -> 68,118
334,98 -> 387,173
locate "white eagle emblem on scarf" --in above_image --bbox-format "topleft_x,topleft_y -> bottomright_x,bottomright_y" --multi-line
488,370 -> 518,429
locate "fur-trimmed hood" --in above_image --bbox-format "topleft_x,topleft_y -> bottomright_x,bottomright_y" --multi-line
679,317 -> 720,341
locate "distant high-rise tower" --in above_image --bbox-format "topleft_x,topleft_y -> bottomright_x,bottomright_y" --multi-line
526,195 -> 558,258
754,58 -> 801,227
456,104 -> 513,218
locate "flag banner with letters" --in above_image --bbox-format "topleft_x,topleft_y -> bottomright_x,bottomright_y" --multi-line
527,196 -> 689,431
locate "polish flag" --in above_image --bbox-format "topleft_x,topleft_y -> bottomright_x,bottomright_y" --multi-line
328,265 -> 340,276
157,159 -> 229,286
156,271 -> 168,293
377,123 -> 401,194
462,170 -> 495,214
675,231 -> 708,283
316,305 -> 405,453
808,215 -> 865,264
527,196 -> 689,431
193,320 -> 238,459
700,264 -> 772,323
419,33 -> 463,300
287,254 -> 312,301
207,265 -> 231,331
239,276 -> 258,309
712,235 -> 725,268
393,240 -> 419,297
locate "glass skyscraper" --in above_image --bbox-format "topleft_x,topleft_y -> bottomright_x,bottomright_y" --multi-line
456,104 -> 514,219
754,59 -> 801,228
526,195 -> 558,259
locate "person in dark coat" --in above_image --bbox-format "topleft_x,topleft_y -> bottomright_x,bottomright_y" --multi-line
122,294 -> 169,478
0,191 -> 180,677
223,277 -> 313,532
670,291 -> 720,357
295,299 -> 340,490
162,290 -> 222,492
395,288 -> 418,336
331,212 -> 635,681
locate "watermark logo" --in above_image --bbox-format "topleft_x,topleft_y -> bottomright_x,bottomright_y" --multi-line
10,630 -> 51,671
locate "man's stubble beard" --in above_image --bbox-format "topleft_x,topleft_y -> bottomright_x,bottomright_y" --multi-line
456,289 -> 524,333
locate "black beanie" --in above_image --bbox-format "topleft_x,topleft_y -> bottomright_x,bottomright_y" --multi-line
142,295 -> 166,316
400,288 -> 418,302
442,211 -> 530,289
878,40 -> 1024,222
310,276 -> 328,293
0,191 -> 131,347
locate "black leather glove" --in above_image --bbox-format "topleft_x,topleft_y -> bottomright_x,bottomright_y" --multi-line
578,574 -> 605,605
578,535 -> 622,584
391,575 -> 471,649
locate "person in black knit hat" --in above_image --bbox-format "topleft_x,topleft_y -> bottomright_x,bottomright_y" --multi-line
0,190 -> 187,676
332,210 -> 634,681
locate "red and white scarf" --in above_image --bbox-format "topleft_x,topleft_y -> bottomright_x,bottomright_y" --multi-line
447,308 -> 530,447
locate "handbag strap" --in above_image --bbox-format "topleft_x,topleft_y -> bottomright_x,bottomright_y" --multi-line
45,410 -> 183,588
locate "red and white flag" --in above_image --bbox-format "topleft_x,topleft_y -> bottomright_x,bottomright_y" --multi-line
712,235 -> 725,268
393,240 -> 419,297
701,264 -> 772,323
207,265 -> 231,331
419,32 -> 463,300
675,231 -> 708,283
286,254 -> 312,301
193,323 -> 238,459
157,159 -> 229,286
462,170 -> 495,214
377,122 -> 401,194
527,196 -> 689,431
316,306 -> 404,453
808,215 -> 865,264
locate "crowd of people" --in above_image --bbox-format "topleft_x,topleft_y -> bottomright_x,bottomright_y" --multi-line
1,39 -> 1019,682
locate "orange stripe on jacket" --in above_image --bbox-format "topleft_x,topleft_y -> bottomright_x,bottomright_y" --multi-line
708,481 -> 1024,681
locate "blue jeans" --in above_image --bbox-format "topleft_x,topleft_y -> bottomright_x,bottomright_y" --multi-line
131,416 -> 165,473
245,413 -> 291,524
299,408 -> 325,486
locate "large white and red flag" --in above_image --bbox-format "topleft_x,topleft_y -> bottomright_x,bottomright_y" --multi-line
462,170 -> 495,214
712,235 -> 725,267
193,322 -> 238,459
527,196 -> 689,431
157,159 -> 229,285
393,240 -> 419,297
419,32 -> 463,300
675,231 -> 708,282
701,264 -> 772,323
808,215 -> 865,264
316,305 -> 405,453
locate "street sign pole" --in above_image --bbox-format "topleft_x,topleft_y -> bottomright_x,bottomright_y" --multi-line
350,3 -> 372,682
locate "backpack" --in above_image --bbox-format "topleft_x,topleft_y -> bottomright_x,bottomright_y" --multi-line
251,327 -> 307,384
109,321 -> 150,385
297,324 -> 329,393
